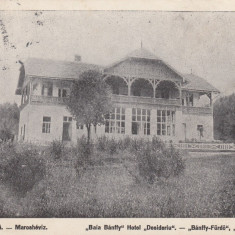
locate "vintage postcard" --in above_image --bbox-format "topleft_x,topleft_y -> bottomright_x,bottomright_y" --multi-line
0,0 -> 235,234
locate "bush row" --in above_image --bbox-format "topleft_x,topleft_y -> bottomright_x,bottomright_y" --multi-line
0,136 -> 184,194
48,136 -> 185,185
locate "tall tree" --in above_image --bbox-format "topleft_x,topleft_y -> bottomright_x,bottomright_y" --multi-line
214,93 -> 235,142
0,103 -> 19,141
66,70 -> 113,143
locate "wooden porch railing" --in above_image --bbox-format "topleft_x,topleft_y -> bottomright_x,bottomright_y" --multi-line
112,94 -> 181,106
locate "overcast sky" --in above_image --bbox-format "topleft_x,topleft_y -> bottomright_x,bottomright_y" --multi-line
1,11 -> 235,104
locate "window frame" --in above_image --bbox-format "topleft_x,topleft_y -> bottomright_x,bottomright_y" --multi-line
132,108 -> 151,135
58,88 -> 70,98
63,116 -> 72,122
105,107 -> 125,134
157,109 -> 175,136
41,82 -> 53,96
42,116 -> 51,134
197,125 -> 204,139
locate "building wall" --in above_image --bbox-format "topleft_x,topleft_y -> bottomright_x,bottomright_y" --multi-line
18,103 -> 214,144
18,104 -> 82,144
18,105 -> 30,142
181,113 -> 213,141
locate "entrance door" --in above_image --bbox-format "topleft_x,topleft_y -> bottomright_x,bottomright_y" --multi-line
62,122 -> 72,141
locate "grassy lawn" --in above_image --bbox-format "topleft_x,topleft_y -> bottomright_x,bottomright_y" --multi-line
0,142 -> 234,218
175,152 -> 235,217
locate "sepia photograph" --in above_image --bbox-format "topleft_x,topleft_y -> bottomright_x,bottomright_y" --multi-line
0,10 -> 235,220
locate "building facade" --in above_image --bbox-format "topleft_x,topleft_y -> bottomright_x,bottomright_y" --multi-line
15,48 -> 219,144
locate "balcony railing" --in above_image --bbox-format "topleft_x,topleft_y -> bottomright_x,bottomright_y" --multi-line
28,95 -> 212,115
30,94 -> 181,106
111,94 -> 181,106
182,106 -> 212,115
30,95 -> 69,105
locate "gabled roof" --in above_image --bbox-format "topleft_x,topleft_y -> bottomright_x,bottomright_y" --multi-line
24,58 -> 102,79
182,74 -> 220,93
104,47 -> 184,81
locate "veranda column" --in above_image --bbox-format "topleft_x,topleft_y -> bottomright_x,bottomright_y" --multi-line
128,78 -> 131,96
151,109 -> 157,136
179,84 -> 182,101
29,80 -> 32,103
153,79 -> 156,98
125,107 -> 132,136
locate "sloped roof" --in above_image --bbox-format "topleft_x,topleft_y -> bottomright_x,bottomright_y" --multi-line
15,58 -> 102,95
24,58 -> 102,79
16,53 -> 220,96
126,48 -> 161,60
105,47 -> 184,81
182,74 -> 220,93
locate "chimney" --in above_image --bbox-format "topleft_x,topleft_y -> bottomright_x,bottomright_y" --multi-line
74,55 -> 81,62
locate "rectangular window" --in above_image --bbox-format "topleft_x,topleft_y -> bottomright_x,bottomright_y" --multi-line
42,83 -> 53,96
105,107 -> 125,134
64,116 -> 72,122
157,109 -> 175,136
132,108 -> 150,135
197,125 -> 204,139
42,116 -> 51,133
186,93 -> 194,106
58,88 -> 69,98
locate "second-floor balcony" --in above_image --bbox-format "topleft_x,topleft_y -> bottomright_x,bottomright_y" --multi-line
30,95 -> 69,105
182,106 -> 212,115
28,94 -> 181,107
111,94 -> 181,106
21,95 -> 212,116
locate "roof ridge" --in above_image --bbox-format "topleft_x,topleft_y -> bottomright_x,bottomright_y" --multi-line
126,47 -> 160,60
24,57 -> 100,67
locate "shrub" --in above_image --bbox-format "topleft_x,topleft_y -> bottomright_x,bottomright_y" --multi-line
96,136 -> 109,152
77,136 -> 94,158
1,144 -> 45,195
136,140 -> 185,185
96,136 -> 121,155
152,136 -> 166,151
119,136 -> 132,151
129,138 -> 145,153
75,136 -> 94,175
49,140 -> 64,160
107,138 -> 118,155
